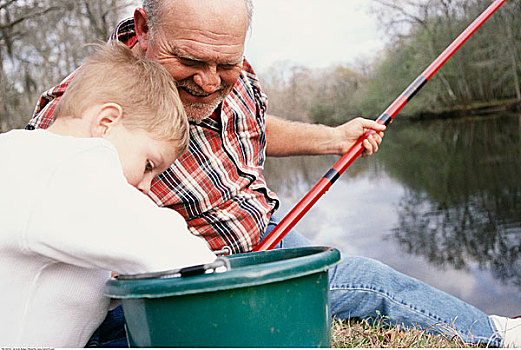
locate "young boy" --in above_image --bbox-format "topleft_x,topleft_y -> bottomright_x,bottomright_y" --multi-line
0,43 -> 216,347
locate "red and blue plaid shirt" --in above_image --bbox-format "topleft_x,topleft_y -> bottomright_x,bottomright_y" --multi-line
27,18 -> 279,253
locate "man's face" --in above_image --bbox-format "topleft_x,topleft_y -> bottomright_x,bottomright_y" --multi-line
143,0 -> 248,122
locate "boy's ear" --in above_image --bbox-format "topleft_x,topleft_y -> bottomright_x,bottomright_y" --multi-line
90,103 -> 124,137
134,8 -> 150,53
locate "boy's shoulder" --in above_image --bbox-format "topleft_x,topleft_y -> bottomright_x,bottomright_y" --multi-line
0,130 -> 124,219
2,128 -> 112,149
1,129 -> 119,171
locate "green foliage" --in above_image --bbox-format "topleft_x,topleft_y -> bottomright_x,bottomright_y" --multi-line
352,39 -> 428,117
262,0 -> 520,125
359,0 -> 521,116
309,102 -> 336,125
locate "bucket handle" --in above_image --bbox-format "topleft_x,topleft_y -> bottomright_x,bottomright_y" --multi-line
117,257 -> 231,280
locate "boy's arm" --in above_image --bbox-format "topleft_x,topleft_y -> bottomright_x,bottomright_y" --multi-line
25,143 -> 216,274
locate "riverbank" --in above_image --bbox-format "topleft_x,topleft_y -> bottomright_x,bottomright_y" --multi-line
331,317 -> 478,348
413,98 -> 521,120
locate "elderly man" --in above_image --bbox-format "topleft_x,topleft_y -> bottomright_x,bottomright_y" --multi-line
28,0 -> 519,347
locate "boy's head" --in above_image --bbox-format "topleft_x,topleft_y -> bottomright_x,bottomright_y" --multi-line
53,43 -> 189,193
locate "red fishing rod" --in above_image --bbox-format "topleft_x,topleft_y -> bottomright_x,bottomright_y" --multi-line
254,0 -> 507,252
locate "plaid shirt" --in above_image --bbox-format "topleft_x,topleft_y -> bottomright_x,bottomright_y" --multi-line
27,18 -> 279,253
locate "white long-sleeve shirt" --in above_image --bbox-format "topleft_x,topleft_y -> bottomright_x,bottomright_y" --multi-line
0,129 -> 216,347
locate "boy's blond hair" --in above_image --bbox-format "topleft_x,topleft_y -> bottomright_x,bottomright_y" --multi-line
55,43 -> 189,156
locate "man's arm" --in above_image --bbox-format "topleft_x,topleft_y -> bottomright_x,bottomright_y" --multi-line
265,114 -> 386,157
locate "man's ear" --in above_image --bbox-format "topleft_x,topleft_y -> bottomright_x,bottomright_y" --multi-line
134,8 -> 150,53
90,103 -> 124,137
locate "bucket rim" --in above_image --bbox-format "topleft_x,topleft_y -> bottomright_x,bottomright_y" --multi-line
105,246 -> 340,299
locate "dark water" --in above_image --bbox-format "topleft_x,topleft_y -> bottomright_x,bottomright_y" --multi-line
263,113 -> 521,317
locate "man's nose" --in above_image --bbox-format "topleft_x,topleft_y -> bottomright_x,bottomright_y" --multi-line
193,65 -> 221,94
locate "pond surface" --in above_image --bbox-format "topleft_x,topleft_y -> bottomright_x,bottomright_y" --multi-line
263,113 -> 521,317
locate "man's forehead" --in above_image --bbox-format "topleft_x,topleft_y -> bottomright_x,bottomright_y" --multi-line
169,43 -> 244,64
158,0 -> 249,33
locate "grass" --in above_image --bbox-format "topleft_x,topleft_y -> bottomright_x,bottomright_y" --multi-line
331,315 -> 482,348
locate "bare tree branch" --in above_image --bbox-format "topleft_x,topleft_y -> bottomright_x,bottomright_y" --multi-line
0,6 -> 61,30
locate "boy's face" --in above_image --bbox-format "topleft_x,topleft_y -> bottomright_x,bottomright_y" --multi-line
106,125 -> 178,194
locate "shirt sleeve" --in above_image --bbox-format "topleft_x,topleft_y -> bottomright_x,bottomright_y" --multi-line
26,70 -> 79,130
24,142 -> 216,274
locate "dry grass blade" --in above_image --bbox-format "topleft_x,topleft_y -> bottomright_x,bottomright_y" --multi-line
331,316 -> 481,348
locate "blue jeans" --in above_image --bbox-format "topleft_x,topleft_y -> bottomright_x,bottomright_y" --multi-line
265,217 -> 502,347
86,305 -> 128,348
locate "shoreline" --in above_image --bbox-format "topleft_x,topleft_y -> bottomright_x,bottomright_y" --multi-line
410,98 -> 521,121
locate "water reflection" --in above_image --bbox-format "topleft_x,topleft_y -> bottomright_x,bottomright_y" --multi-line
384,115 -> 521,287
264,114 -> 521,316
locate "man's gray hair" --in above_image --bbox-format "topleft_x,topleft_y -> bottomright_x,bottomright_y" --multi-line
143,0 -> 253,34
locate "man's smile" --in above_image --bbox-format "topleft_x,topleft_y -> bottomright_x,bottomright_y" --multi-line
179,86 -> 212,98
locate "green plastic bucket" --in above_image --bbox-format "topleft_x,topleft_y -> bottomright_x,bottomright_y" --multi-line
105,246 -> 340,347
